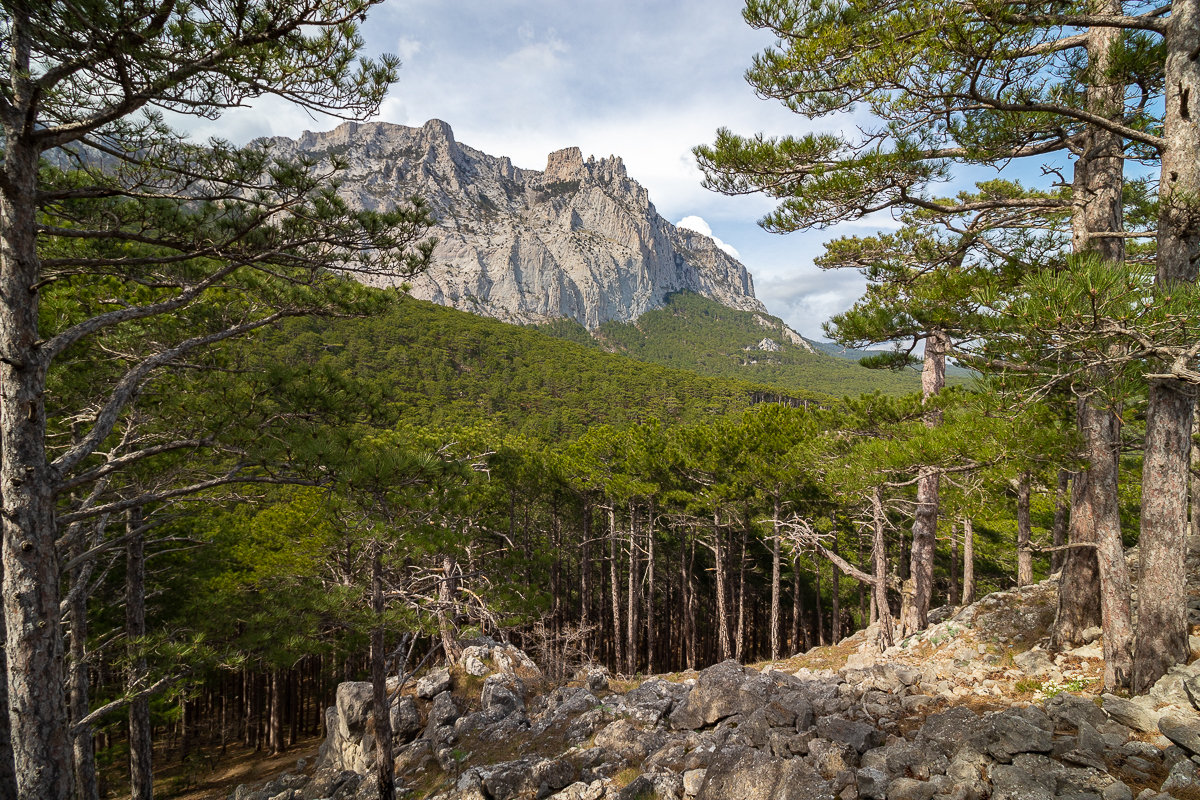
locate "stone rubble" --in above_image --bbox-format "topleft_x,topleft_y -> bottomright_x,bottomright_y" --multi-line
233,548 -> 1200,800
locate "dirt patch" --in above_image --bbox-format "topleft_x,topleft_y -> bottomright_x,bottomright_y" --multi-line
123,736 -> 322,800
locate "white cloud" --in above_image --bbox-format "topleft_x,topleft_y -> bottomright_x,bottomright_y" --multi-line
675,215 -> 741,259
396,37 -> 423,65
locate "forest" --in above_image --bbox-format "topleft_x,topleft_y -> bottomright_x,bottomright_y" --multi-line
2,2 -> 1199,800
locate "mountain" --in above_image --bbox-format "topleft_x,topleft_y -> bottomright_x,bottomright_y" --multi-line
266,119 -> 765,329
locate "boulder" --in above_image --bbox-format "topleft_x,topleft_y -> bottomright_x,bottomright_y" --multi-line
990,763 -> 1055,800
669,660 -> 772,730
482,674 -> 525,718
1159,713 -> 1200,757
336,682 -> 374,739
389,695 -> 421,744
1158,758 -> 1200,799
624,678 -> 690,726
816,718 -> 884,754
1102,694 -> 1161,733
696,745 -> 836,800
416,668 -> 452,700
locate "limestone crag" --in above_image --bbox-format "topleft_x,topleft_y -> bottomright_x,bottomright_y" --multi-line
263,120 -> 767,329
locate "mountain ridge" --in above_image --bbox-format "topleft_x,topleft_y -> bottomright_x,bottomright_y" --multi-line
264,119 -> 770,330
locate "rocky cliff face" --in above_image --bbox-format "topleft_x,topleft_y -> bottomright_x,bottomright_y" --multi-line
264,120 -> 766,329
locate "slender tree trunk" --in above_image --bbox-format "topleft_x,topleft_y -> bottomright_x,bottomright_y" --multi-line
815,552 -> 824,646
791,555 -> 803,651
269,670 -> 283,756
735,527 -> 747,662
770,500 -> 782,660
581,504 -> 591,657
949,522 -> 959,606
1051,470 -> 1070,574
962,518 -> 976,606
1135,0 -> 1200,692
626,505 -> 638,675
908,328 -> 947,632
686,535 -> 697,670
608,508 -> 623,673
1082,400 -> 1134,690
872,489 -> 895,650
438,554 -> 459,664
831,517 -> 841,643
1052,414 -> 1103,649
858,526 -> 868,625
127,509 -> 152,800
68,526 -> 99,800
645,512 -> 655,673
370,544 -> 395,800
1017,472 -> 1033,587
713,515 -> 731,661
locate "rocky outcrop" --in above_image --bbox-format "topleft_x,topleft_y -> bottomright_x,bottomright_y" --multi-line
231,554 -> 1200,800
263,120 -> 767,329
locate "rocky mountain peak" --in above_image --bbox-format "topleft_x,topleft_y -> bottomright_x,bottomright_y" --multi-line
265,119 -> 765,329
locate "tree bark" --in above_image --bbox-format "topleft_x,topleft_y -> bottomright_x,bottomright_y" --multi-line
1051,470 -> 1070,574
68,526 -> 99,800
581,503 -> 591,656
268,669 -> 283,756
735,527 -> 747,662
1017,472 -> 1033,586
438,554 -> 459,664
645,512 -> 656,673
626,505 -> 638,675
831,523 -> 841,643
962,517 -> 976,606
770,500 -> 782,660
1052,431 -> 1103,649
949,522 -> 959,606
370,544 -> 395,800
1,134 -> 72,800
1082,400 -> 1134,691
127,509 -> 152,800
791,555 -> 803,651
713,515 -> 731,661
608,508 -> 623,673
908,328 -> 947,633
1134,0 -> 1200,694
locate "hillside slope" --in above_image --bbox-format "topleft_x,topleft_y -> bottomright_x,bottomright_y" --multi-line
546,292 -> 930,398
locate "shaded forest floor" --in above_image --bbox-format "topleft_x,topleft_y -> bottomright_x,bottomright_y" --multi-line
113,735 -> 322,800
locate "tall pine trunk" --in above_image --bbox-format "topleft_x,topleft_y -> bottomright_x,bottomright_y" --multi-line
1134,0 -> 1200,693
608,508 -> 623,673
906,328 -> 946,633
370,544 -> 395,800
1016,472 -> 1033,586
871,489 -> 895,650
1,137 -> 72,800
1051,470 -> 1070,574
962,518 -> 976,606
127,509 -> 152,800
770,500 -> 782,660
68,525 -> 99,800
713,514 -> 731,660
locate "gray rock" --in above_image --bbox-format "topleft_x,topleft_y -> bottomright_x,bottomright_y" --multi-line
885,778 -> 936,800
625,678 -> 690,726
1159,758 -> 1200,798
683,768 -> 707,797
586,670 -> 609,693
808,737 -> 860,779
427,691 -> 460,728
1102,694 -> 1161,733
593,718 -> 666,764
969,710 -> 1054,762
616,771 -> 683,800
855,767 -> 889,800
416,668 -> 451,700
990,763 -> 1055,800
669,660 -> 773,730
389,695 -> 421,744
464,655 -> 489,677
1160,713 -> 1200,757
549,782 -> 605,800
816,718 -> 884,754
697,744 -> 836,800
482,674 -> 525,718
1100,782 -> 1133,800
917,706 -> 981,757
274,122 -> 769,333
335,682 -> 374,739
1045,693 -> 1108,731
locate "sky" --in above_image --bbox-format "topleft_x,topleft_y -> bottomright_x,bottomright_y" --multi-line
178,0 -> 966,339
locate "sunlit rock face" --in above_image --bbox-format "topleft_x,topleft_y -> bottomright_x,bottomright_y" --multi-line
266,119 -> 766,329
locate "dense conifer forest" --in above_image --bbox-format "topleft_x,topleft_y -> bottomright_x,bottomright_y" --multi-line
3,2 -> 1200,800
